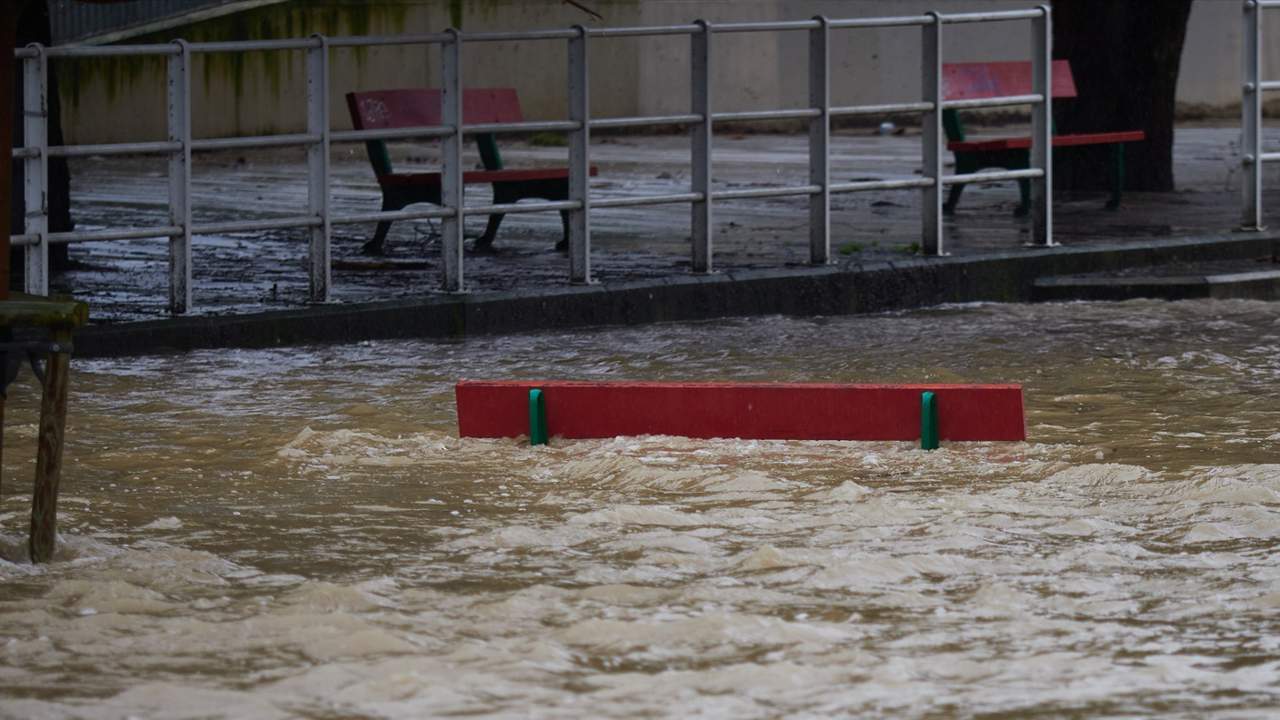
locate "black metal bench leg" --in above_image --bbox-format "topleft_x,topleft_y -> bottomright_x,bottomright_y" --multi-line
556,210 -> 570,252
944,152 -> 981,214
362,195 -> 398,255
476,213 -> 505,251
1106,143 -> 1125,210
363,221 -> 393,255
1014,178 -> 1031,217
943,184 -> 965,215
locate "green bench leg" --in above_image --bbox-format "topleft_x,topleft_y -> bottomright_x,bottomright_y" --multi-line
1015,178 -> 1031,217
1107,144 -> 1125,211
945,150 -> 1032,216
529,388 -> 548,446
921,391 -> 939,451
943,154 -> 981,215
480,179 -> 573,252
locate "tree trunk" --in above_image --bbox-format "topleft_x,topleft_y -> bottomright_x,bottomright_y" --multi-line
1,0 -> 27,300
1052,0 -> 1194,192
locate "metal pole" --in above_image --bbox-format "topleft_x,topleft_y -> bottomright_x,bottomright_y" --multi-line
441,28 -> 465,292
691,19 -> 713,273
22,45 -> 48,296
568,25 -> 592,284
306,34 -> 331,302
1243,0 -> 1264,230
1030,5 -> 1055,246
921,12 -> 944,256
808,16 -> 831,265
167,40 -> 193,314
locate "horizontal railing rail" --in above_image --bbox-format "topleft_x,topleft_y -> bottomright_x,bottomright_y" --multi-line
591,193 -> 705,209
942,94 -> 1043,110
12,6 -> 1057,314
830,178 -> 935,193
828,16 -> 933,30
943,169 -> 1044,186
331,207 -> 455,225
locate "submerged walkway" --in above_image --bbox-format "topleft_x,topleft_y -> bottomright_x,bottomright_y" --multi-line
46,124 -> 1280,354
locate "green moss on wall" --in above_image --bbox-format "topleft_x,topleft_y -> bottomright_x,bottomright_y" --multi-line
61,54 -> 165,111
61,0 -> 411,111
452,0 -> 511,27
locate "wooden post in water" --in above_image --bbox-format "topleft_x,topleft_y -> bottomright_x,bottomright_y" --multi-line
0,299 -> 87,562
29,328 -> 71,563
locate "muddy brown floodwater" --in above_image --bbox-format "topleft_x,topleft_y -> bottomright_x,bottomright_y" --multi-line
2,299 -> 1279,718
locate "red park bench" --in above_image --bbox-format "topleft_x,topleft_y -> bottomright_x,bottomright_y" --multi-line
346,88 -> 596,254
941,60 -> 1145,215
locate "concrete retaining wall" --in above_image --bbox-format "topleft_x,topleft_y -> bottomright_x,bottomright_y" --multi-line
73,233 -> 1280,358
51,0 -> 1280,144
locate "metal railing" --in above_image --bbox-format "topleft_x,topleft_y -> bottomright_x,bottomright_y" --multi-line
1243,0 -> 1280,230
13,7 -> 1054,315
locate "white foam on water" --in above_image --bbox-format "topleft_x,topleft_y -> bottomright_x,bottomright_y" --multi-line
566,505 -> 706,527
139,516 -> 183,530
6,302 -> 1280,716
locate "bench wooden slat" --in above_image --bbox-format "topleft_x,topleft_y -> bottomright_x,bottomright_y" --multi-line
347,88 -> 524,129
948,130 -> 1147,153
943,60 -> 1077,100
456,380 -> 1027,442
942,60 -> 1144,151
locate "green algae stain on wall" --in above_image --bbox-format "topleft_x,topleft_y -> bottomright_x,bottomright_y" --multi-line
62,54 -> 165,112
453,0 -> 511,27
61,1 -> 411,116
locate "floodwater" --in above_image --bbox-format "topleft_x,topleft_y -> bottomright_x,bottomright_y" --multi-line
2,299 -> 1279,718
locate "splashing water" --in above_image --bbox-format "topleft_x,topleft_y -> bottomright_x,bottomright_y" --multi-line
1,299 -> 1279,717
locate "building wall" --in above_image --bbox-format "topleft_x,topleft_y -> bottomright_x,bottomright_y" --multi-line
1179,0 -> 1280,111
49,0 -> 1280,144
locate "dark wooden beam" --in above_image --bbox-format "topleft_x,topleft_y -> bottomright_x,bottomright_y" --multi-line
0,0 -> 27,301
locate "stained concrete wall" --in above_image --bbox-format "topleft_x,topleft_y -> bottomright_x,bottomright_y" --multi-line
1180,0 -> 1280,111
50,0 -> 1280,144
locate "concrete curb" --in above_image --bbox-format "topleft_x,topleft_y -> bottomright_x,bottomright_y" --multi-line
1034,267 -> 1280,301
73,231 -> 1280,358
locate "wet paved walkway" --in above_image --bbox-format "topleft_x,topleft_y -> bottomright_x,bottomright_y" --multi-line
50,124 -> 1280,322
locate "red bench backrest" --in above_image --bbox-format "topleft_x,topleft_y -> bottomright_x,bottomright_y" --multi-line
345,88 -> 524,130
942,60 -> 1076,101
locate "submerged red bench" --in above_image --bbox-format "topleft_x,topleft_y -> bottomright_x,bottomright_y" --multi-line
942,60 -> 1145,215
456,380 -> 1026,442
346,88 -> 597,254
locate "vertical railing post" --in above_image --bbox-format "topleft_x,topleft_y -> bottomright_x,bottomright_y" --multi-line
808,16 -> 831,265
167,40 -> 192,314
1243,0 -> 1264,230
691,19 -> 713,273
22,45 -> 48,296
568,25 -> 592,284
306,34 -> 332,302
921,12 -> 944,256
1030,5 -> 1055,246
441,29 -> 465,292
